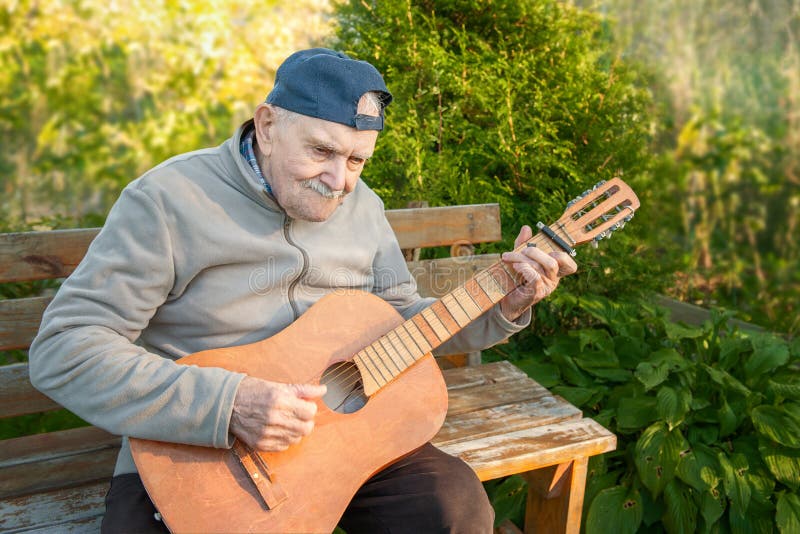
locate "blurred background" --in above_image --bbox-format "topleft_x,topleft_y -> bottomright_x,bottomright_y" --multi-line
2,0 -> 797,334
1,1 -> 799,531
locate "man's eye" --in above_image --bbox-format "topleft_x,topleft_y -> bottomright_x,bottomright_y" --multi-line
313,146 -> 332,157
349,157 -> 365,166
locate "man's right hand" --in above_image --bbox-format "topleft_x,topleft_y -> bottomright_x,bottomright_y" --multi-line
229,376 -> 327,452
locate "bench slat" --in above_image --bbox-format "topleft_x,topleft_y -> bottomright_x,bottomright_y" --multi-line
0,481 -> 107,533
0,426 -> 120,499
408,254 -> 499,299
438,417 -> 617,482
446,376 -> 555,416
436,398 -> 582,448
0,228 -> 99,284
0,205 -> 501,284
0,256 -> 498,354
0,297 -> 52,351
386,204 -> 501,249
0,363 -> 60,419
441,359 -> 528,390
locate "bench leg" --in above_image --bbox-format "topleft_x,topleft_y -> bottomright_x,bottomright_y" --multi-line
522,457 -> 588,534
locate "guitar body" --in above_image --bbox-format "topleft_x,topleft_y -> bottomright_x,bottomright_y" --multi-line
131,290 -> 448,533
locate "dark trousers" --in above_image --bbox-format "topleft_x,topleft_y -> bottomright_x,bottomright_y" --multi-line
101,443 -> 494,533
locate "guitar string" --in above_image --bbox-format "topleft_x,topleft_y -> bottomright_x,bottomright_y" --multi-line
315,267 -> 515,396
318,262 -> 528,394
321,218 -> 605,394
317,279 -> 496,393
314,221 -> 595,394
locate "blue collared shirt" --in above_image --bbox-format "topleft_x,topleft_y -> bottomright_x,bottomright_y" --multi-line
239,128 -> 273,196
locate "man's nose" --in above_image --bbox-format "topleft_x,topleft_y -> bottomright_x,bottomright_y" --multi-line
320,157 -> 347,192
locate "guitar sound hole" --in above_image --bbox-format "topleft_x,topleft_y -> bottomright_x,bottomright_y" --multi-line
321,361 -> 368,414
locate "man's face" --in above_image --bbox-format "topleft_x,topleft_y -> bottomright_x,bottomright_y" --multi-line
254,105 -> 379,222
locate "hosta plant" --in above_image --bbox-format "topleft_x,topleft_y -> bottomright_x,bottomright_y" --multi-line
490,294 -> 800,533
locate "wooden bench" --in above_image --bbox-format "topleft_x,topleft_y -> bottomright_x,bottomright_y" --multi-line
0,203 -> 616,533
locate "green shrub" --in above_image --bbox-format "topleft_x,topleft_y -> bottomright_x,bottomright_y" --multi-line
494,294 -> 800,532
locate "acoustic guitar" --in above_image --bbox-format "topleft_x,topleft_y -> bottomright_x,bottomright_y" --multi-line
130,177 -> 640,533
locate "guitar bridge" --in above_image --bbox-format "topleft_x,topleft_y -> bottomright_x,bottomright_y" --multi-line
231,440 -> 288,510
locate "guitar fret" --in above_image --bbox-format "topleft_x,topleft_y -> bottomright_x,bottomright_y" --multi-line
404,320 -> 433,353
465,278 -> 495,309
412,315 -> 441,347
477,270 -> 507,301
454,287 -> 482,318
497,262 -> 522,290
354,352 -> 387,388
430,301 -> 461,335
387,330 -> 417,365
378,337 -> 406,371
489,265 -> 518,294
443,296 -> 470,327
422,307 -> 451,341
368,344 -> 398,377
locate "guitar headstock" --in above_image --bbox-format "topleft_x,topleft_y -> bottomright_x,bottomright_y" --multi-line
534,178 -> 639,255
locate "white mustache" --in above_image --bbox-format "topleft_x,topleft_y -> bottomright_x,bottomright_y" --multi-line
303,179 -> 344,199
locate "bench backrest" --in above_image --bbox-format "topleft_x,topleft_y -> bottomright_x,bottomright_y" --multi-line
0,203 -> 501,442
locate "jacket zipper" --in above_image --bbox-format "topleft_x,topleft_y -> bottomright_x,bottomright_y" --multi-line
282,216 -> 308,321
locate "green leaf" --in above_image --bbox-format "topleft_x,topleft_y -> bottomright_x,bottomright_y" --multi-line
718,336 -> 751,371
769,377 -> 800,401
551,386 -> 597,407
585,485 -> 643,534
760,441 -> 800,490
676,443 -> 720,491
617,397 -> 658,432
729,507 -> 775,534
718,452 -> 751,518
751,405 -> 800,448
649,348 -> 691,374
635,361 -> 671,391
662,479 -> 698,534
549,352 -> 592,387
777,492 -> 800,534
717,397 -> 738,438
657,386 -> 692,430
702,364 -> 752,397
699,487 -> 725,529
615,335 -> 651,369
744,334 -> 790,379
514,358 -> 560,388
487,475 -> 526,527
688,425 -> 719,446
581,366 -> 633,382
665,322 -> 705,341
635,422 -> 686,497
747,467 -> 775,505
575,329 -> 615,353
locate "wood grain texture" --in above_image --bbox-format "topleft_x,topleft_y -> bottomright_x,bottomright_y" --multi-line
386,204 -> 501,249
0,204 -> 500,285
0,426 -> 119,499
0,228 -> 99,283
0,296 -> 52,351
523,458 -> 589,534
0,363 -> 60,418
0,481 -> 107,533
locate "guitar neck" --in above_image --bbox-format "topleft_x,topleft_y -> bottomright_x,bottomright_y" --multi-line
352,231 -> 563,395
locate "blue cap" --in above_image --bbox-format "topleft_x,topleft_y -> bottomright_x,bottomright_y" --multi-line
266,48 -> 393,131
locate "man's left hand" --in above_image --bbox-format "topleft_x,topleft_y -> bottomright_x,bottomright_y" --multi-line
498,225 -> 578,321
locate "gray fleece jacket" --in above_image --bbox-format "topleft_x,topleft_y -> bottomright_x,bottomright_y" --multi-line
28,122 -> 529,476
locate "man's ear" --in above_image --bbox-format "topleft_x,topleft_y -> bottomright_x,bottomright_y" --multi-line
253,103 -> 276,158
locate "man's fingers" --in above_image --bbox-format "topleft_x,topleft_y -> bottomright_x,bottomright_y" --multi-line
513,225 -> 534,248
292,383 -> 327,399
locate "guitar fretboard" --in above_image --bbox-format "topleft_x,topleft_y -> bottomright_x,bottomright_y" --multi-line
353,231 -> 563,393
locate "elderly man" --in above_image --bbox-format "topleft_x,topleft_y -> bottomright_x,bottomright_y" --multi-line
29,48 -> 576,533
